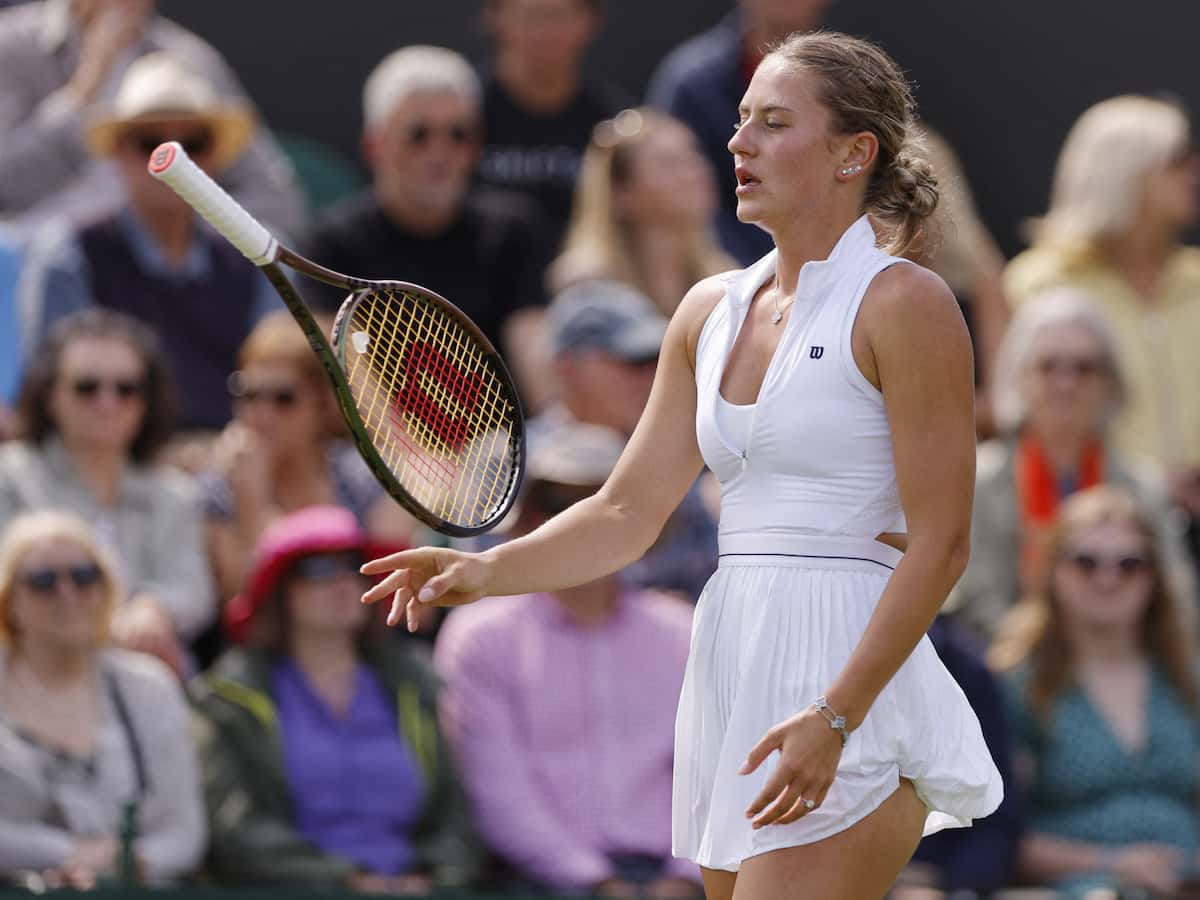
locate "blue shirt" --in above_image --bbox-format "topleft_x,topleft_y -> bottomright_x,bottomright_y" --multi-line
0,228 -> 21,403
272,660 -> 427,876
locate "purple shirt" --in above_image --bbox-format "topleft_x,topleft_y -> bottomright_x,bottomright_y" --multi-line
273,661 -> 426,875
434,589 -> 700,891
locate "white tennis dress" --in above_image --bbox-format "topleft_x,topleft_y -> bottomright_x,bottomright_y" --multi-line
674,216 -> 1004,871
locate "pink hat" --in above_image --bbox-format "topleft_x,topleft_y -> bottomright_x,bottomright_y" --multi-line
223,505 -> 402,643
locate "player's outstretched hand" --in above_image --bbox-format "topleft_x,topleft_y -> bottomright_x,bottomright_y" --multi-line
360,547 -> 493,632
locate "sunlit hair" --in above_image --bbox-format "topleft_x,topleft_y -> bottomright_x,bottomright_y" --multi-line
766,31 -> 939,258
363,45 -> 481,129
16,308 -> 175,464
0,511 -> 121,647
988,486 -> 1197,722
990,287 -> 1126,433
548,107 -> 733,311
1033,95 -> 1191,251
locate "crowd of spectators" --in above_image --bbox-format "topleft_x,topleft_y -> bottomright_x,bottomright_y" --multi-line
0,0 -> 1198,898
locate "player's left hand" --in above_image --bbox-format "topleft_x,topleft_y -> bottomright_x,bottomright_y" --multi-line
740,706 -> 843,828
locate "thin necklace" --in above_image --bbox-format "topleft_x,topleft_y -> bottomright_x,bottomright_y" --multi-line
770,277 -> 793,325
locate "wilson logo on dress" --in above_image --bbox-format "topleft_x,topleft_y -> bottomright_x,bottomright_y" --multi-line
809,346 -> 825,360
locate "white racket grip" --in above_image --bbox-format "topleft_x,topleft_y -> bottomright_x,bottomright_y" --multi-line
147,141 -> 279,266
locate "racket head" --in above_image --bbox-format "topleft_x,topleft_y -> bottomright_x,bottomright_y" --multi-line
329,280 -> 526,536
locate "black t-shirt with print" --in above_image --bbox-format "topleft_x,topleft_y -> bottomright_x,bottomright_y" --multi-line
476,70 -> 627,258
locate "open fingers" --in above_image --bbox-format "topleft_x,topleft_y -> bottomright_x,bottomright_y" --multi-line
739,728 -> 781,776
750,781 -> 802,830
360,550 -> 418,575
361,569 -> 408,606
416,567 -> 466,604
745,767 -> 791,820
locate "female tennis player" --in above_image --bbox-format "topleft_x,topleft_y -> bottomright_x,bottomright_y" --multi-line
362,31 -> 1003,900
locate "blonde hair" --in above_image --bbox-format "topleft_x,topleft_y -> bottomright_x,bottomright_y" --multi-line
0,511 -> 121,647
363,45 -> 480,129
989,286 -> 1126,433
1034,95 -> 1191,251
548,107 -> 732,311
988,486 -> 1197,721
767,31 -> 939,258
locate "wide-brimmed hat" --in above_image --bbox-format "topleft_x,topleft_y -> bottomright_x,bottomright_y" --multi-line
85,52 -> 256,170
223,506 -> 401,643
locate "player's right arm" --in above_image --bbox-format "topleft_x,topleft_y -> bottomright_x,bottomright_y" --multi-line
361,274 -> 729,629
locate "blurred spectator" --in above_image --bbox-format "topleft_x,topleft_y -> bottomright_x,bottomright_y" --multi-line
19,52 -> 279,432
435,423 -> 702,898
0,510 -> 205,888
535,280 -> 718,601
0,309 -> 213,674
192,506 -> 479,890
0,0 -> 302,234
0,224 -> 21,439
548,107 -> 733,317
893,616 -> 1023,898
477,0 -> 626,256
200,312 -> 420,604
302,45 -> 549,410
989,486 -> 1200,900
1004,95 -> 1200,522
952,290 -> 1193,644
646,0 -> 830,265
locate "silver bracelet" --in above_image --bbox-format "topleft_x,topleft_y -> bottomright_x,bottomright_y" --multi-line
813,696 -> 850,746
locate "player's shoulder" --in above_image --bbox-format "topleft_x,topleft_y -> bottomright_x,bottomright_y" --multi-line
861,261 -> 962,334
671,270 -> 739,362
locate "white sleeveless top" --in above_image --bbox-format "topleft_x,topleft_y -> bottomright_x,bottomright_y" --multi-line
695,215 -> 909,541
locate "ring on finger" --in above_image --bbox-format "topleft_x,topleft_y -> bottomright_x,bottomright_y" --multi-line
802,797 -> 816,811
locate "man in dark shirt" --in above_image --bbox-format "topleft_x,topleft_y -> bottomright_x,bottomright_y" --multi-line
476,0 -> 627,258
646,0 -> 829,266
303,44 -> 549,409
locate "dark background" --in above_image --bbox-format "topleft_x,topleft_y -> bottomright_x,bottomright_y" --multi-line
162,0 -> 1200,257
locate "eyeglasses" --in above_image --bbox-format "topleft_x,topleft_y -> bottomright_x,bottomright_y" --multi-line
1034,356 -> 1106,379
20,563 -> 104,595
405,122 -> 474,148
67,375 -> 145,401
290,551 -> 365,582
1062,550 -> 1152,578
132,131 -> 215,158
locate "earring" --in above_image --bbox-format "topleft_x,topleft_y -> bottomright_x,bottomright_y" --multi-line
840,164 -> 862,176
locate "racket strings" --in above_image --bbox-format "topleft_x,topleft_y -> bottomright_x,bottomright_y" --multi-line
341,287 -> 519,529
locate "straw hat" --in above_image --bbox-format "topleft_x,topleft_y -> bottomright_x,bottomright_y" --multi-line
85,52 -> 256,169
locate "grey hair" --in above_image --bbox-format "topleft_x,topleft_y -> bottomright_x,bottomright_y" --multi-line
362,45 -> 481,129
991,287 -> 1126,433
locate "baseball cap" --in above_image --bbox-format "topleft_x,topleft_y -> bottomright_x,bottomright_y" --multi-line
547,280 -> 668,364
528,422 -> 627,487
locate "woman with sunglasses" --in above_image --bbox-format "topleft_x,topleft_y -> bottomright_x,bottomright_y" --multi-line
0,309 -> 213,676
201,312 -> 420,604
989,486 -> 1200,900
549,107 -> 733,319
193,505 -> 478,891
0,511 -> 205,889
952,289 -> 1194,644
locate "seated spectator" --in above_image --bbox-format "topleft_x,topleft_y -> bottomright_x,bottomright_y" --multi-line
477,0 -> 627,256
952,289 -> 1193,644
0,309 -> 214,674
0,510 -> 205,888
0,224 -> 20,439
435,423 -> 702,898
192,505 -> 478,890
302,45 -> 549,411
989,486 -> 1200,900
892,615 -> 1023,899
201,312 -> 420,603
533,280 -> 717,601
1004,95 -> 1200,521
20,51 -> 281,432
548,107 -> 733,317
0,0 -> 302,235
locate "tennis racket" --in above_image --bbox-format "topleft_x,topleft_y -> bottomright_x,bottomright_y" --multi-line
147,141 -> 525,536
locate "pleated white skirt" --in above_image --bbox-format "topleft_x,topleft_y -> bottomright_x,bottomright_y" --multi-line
672,534 -> 1004,872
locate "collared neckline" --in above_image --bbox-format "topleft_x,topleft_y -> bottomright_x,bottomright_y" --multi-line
118,208 -> 212,282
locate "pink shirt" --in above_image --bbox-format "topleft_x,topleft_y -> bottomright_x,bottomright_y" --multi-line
433,589 -> 698,891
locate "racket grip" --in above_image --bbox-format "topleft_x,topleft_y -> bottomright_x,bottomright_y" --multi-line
146,141 -> 279,266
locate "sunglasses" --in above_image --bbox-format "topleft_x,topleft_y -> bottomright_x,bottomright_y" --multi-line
68,375 -> 145,401
21,563 -> 104,595
1063,550 -> 1152,578
132,131 -> 215,158
290,551 -> 365,582
1034,356 -> 1106,379
406,122 -> 474,148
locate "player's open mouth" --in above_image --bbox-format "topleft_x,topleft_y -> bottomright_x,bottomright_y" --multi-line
735,167 -> 760,193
